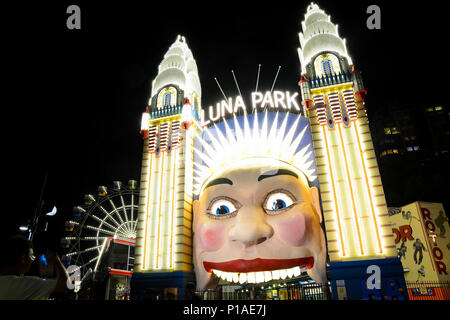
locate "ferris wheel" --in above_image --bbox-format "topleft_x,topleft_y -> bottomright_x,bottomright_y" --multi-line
61,180 -> 139,276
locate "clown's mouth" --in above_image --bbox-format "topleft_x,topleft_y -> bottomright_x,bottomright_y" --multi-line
203,257 -> 313,284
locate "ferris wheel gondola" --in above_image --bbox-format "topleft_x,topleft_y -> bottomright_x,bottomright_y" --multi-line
61,180 -> 139,276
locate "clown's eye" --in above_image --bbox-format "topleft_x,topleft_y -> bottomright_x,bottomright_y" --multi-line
207,197 -> 239,219
263,190 -> 295,214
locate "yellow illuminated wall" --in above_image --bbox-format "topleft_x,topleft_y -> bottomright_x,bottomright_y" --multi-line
389,202 -> 450,282
134,35 -> 201,275
135,115 -> 198,273
306,86 -> 398,262
298,3 -> 398,263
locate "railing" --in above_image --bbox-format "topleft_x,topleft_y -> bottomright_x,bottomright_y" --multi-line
149,104 -> 182,119
406,281 -> 450,300
198,282 -> 450,300
197,283 -> 331,300
309,72 -> 352,89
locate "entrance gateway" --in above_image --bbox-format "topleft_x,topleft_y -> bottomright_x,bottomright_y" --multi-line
132,3 -> 407,300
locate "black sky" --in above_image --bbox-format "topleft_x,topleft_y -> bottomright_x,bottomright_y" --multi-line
2,1 -> 447,245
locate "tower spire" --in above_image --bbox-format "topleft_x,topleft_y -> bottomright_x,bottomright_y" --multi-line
150,35 -> 201,113
298,2 -> 352,76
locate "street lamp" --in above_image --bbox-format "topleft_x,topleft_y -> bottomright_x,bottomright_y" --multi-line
18,220 -> 31,239
29,171 -> 59,241
19,224 -> 29,232
45,206 -> 57,216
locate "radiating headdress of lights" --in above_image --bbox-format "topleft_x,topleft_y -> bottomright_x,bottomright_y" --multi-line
193,110 -> 317,195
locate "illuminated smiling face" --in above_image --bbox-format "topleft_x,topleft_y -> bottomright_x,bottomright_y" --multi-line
193,159 -> 327,290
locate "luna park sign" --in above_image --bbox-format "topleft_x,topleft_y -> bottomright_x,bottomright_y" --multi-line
199,91 -> 301,126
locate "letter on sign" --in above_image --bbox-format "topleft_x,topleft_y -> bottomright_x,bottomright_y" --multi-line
366,265 -> 381,290
392,225 -> 414,244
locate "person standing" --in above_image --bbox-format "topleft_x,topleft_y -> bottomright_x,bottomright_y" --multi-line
0,235 -> 69,300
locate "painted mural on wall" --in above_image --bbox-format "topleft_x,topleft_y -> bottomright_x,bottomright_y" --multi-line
389,202 -> 450,282
192,112 -> 327,290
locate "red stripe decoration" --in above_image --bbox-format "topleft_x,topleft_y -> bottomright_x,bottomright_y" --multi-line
148,125 -> 158,153
313,95 -> 327,126
328,92 -> 341,123
109,269 -> 132,276
171,120 -> 181,149
159,123 -> 169,152
342,89 -> 357,120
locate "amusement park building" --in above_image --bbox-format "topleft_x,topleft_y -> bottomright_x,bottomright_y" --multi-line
128,2 -> 439,301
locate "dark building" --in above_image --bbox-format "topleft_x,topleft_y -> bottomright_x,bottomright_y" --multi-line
370,103 -> 449,214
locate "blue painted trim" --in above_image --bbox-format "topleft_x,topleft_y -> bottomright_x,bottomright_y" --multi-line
130,271 -> 195,300
329,258 -> 408,300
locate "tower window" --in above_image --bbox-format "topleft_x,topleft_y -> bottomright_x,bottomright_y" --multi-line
194,97 -> 198,110
391,127 -> 400,134
384,127 -> 400,135
163,92 -> 172,107
380,149 -> 399,157
321,58 -> 334,76
314,54 -> 341,78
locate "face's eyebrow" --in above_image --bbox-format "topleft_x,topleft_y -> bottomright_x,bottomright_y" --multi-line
257,168 -> 299,182
204,177 -> 233,190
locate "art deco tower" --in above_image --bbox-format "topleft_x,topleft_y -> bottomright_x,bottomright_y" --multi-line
298,3 -> 406,299
132,35 -> 202,296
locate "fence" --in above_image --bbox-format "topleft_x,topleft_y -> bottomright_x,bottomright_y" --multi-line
198,281 -> 450,300
198,282 -> 331,300
406,281 -> 450,300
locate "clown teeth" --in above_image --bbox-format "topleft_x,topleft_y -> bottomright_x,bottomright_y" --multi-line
286,268 -> 294,278
247,272 -> 256,283
239,273 -> 247,284
255,272 -> 265,283
272,270 -> 280,280
211,266 -> 304,284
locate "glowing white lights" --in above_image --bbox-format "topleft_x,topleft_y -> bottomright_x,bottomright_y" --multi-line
151,36 -> 201,104
200,91 -> 301,126
211,266 -> 303,284
141,111 -> 150,131
193,110 -> 317,195
181,103 -> 192,123
251,91 -> 300,111
298,2 -> 353,75
45,206 -> 57,216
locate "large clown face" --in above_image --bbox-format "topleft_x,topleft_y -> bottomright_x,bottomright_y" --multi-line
193,159 -> 327,290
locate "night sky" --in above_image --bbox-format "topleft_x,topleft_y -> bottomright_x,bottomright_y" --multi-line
2,1 -> 447,248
